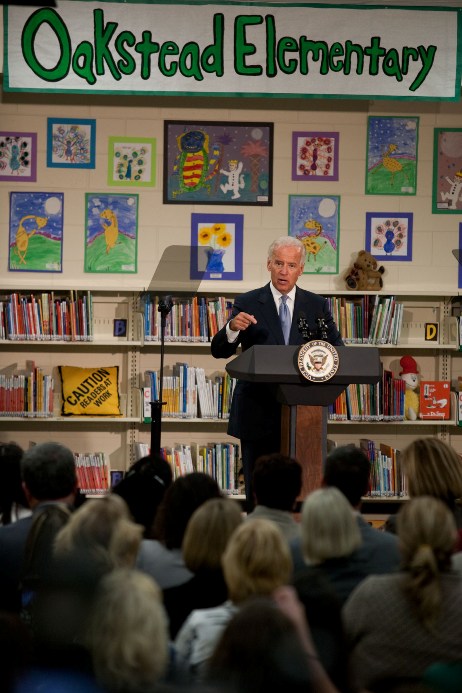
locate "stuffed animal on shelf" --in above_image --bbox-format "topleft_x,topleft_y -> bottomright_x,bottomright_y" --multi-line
344,250 -> 385,291
399,355 -> 420,421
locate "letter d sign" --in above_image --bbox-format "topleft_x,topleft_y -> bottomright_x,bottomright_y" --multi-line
425,322 -> 438,342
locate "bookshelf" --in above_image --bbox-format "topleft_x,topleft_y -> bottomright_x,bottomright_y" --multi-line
1,288 -> 461,499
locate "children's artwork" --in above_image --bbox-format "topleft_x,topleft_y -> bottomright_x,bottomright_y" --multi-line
47,118 -> 96,168
9,191 -> 63,272
85,193 -> 138,274
366,213 -> 413,262
164,120 -> 273,205
292,131 -> 339,181
433,128 -> 462,213
288,195 -> 340,275
190,213 -> 243,280
365,116 -> 419,195
108,136 -> 156,187
0,132 -> 37,181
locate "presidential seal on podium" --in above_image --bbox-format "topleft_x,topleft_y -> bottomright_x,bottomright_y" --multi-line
297,340 -> 340,383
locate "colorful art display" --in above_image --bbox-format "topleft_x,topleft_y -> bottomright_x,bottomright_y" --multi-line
433,128 -> 462,213
9,191 -> 63,272
85,193 -> 138,273
0,132 -> 37,181
47,118 -> 96,168
108,136 -> 156,187
292,131 -> 339,181
288,195 -> 340,275
190,213 -> 243,281
366,116 -> 419,195
366,213 -> 413,262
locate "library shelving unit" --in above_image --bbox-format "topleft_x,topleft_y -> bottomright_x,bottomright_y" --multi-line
1,286 -> 461,501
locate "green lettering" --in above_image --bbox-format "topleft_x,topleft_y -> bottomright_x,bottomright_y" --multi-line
72,42 -> 97,85
343,41 -> 364,76
21,8 -> 71,82
382,48 -> 403,82
115,30 -> 136,75
201,13 -> 224,77
364,36 -> 386,75
234,15 -> 263,76
179,42 -> 203,81
329,42 -> 344,72
135,31 -> 160,79
93,9 -> 119,78
265,14 -> 276,77
159,41 -> 179,76
277,37 -> 298,75
410,45 -> 437,91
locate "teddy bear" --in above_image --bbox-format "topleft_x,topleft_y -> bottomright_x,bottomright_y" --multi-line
344,250 -> 385,291
399,355 -> 420,421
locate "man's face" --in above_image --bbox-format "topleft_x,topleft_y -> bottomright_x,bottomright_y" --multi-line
267,246 -> 303,294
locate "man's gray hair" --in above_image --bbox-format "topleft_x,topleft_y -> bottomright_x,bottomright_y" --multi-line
267,236 -> 306,267
21,442 -> 77,501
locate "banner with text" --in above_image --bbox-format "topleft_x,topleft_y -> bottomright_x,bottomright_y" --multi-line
4,1 -> 462,100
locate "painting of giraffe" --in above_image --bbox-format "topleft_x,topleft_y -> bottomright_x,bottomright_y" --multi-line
365,116 -> 419,196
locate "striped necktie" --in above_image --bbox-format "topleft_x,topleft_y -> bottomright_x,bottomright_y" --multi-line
279,295 -> 291,345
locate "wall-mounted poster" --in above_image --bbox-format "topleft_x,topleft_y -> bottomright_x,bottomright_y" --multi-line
365,116 -> 419,195
366,212 -> 413,261
433,128 -> 462,213
108,136 -> 156,187
288,195 -> 340,275
9,191 -> 63,272
85,193 -> 138,273
164,120 -> 273,205
190,213 -> 243,281
0,132 -> 37,181
47,118 -> 96,169
292,131 -> 339,181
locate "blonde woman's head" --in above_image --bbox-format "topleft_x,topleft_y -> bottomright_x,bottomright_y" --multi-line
401,438 -> 462,505
301,487 -> 361,564
183,497 -> 242,572
222,519 -> 292,604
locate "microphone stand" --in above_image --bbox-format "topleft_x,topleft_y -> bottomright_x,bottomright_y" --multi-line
150,295 -> 173,457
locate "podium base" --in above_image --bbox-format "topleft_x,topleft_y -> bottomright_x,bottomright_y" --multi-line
281,404 -> 327,499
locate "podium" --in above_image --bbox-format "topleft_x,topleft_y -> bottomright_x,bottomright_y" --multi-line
226,345 -> 382,498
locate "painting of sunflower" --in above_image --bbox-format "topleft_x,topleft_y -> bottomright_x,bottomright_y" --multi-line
191,213 -> 243,280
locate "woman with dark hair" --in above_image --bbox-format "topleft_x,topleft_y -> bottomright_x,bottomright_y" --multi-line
112,454 -> 173,538
0,442 -> 29,525
136,471 -> 222,589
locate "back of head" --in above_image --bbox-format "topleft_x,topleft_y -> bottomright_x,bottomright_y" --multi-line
21,442 -> 77,502
222,519 -> 292,604
54,494 -> 142,570
183,497 -> 242,572
401,438 -> 462,506
323,445 -> 370,507
252,453 -> 302,511
397,496 -> 457,629
207,596 -> 313,693
87,568 -> 169,693
268,235 -> 306,266
112,454 -> 172,537
301,487 -> 361,564
153,471 -> 222,549
0,442 -> 27,524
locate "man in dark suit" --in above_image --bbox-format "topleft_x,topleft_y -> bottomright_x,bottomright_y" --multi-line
0,441 -> 77,613
211,236 -> 343,507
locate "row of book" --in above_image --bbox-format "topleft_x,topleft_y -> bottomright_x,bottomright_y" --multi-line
74,452 -> 110,494
134,441 -> 242,494
142,365 -> 236,419
328,370 -> 406,421
0,291 -> 93,341
360,439 -> 407,498
141,294 -> 233,342
327,295 -> 404,344
0,366 -> 54,417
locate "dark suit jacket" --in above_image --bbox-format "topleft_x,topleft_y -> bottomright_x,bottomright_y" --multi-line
0,514 -> 35,612
211,283 -> 343,441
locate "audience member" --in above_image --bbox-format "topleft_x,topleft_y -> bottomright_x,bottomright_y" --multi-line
54,493 -> 143,571
0,612 -> 33,693
0,442 -> 29,525
391,438 -> 462,547
245,453 -> 302,543
0,441 -> 77,613
174,518 -> 292,681
85,568 -> 170,693
163,497 -> 243,638
297,487 -> 362,605
112,454 -> 173,538
136,472 -> 222,589
206,595 -> 322,693
291,445 -> 400,575
343,496 -> 462,693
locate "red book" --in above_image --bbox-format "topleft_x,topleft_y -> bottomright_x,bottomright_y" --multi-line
419,381 -> 451,420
